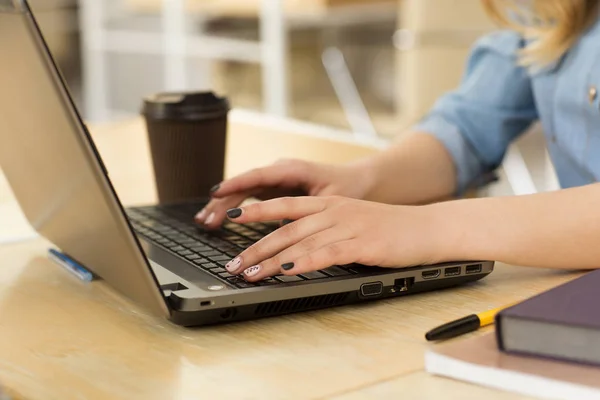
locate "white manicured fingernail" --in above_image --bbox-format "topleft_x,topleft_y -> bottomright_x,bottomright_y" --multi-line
226,257 -> 242,272
205,212 -> 215,225
243,265 -> 261,277
195,209 -> 207,221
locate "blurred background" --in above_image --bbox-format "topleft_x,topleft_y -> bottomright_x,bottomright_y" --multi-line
30,0 -> 494,137
1,0 -> 558,215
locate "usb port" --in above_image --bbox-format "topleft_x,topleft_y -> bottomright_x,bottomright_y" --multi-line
466,264 -> 483,274
444,266 -> 461,277
421,269 -> 441,280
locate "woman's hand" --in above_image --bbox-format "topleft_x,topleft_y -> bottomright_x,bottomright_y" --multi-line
222,196 -> 449,281
196,159 -> 376,229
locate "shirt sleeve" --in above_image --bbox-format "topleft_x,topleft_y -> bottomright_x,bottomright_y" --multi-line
411,30 -> 539,194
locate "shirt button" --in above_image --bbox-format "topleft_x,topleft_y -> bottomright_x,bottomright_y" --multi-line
590,85 -> 598,104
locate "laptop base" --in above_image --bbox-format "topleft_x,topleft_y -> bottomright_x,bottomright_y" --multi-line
168,273 -> 487,327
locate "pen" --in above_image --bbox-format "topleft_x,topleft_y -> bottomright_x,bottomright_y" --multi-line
48,248 -> 94,282
425,304 -> 514,341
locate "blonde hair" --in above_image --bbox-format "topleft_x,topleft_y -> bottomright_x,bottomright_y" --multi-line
482,0 -> 599,66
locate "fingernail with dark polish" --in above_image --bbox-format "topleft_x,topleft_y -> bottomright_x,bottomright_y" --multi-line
281,262 -> 295,271
227,208 -> 243,219
209,184 -> 221,194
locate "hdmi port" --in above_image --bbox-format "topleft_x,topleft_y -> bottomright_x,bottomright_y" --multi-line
422,269 -> 441,280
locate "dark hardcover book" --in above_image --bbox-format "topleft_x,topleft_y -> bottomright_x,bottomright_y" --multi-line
496,270 -> 600,366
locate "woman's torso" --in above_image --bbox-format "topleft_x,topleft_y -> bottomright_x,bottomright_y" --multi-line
533,19 -> 600,188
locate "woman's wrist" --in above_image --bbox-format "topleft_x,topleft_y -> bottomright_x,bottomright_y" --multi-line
346,156 -> 382,201
422,198 -> 487,263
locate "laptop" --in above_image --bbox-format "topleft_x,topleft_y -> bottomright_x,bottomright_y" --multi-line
0,0 -> 494,326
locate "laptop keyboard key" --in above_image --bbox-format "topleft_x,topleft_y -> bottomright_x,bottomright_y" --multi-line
322,266 -> 350,277
189,245 -> 212,252
247,223 -> 276,235
226,277 -> 256,288
257,278 -> 279,286
208,255 -> 231,262
233,239 -> 253,247
235,281 -> 255,289
274,275 -> 304,283
199,250 -> 221,257
300,271 -> 328,280
200,262 -> 219,270
214,260 -> 229,267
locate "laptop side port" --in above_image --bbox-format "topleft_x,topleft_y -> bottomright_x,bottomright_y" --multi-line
360,282 -> 383,297
394,277 -> 414,292
466,263 -> 483,274
421,269 -> 441,280
444,266 -> 461,277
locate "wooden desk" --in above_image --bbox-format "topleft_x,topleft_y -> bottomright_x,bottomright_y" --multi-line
0,116 -> 580,399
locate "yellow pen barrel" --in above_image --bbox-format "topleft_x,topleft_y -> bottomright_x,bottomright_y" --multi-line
477,306 -> 505,327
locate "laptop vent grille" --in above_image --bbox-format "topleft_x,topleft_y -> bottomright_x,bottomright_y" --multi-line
254,292 -> 350,316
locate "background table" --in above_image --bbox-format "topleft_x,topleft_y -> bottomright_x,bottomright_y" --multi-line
0,114 -> 579,399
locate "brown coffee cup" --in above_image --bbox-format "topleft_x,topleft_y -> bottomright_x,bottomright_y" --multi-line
142,91 -> 229,204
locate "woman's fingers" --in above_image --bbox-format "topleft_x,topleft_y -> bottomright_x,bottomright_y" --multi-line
240,230 -> 354,282
223,196 -> 348,278
197,194 -> 328,229
211,160 -> 311,198
195,192 -> 250,229
225,215 -> 333,275
195,160 -> 320,228
226,196 -> 331,224
279,240 -> 357,276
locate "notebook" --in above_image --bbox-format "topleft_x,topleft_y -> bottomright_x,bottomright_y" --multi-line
496,270 -> 600,366
425,333 -> 600,400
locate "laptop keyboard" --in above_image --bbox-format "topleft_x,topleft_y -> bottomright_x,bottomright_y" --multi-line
126,202 -> 357,289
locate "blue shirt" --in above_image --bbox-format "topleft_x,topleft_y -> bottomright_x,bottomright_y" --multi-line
413,19 -> 600,194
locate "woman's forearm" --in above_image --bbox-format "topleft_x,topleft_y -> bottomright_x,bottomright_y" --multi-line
353,132 -> 457,205
432,184 -> 600,269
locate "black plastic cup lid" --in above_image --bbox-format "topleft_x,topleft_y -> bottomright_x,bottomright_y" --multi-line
142,91 -> 230,121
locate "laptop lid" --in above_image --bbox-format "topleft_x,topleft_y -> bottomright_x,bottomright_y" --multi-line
0,0 -> 170,318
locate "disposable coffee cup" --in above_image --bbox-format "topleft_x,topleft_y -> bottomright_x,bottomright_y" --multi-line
142,91 -> 229,204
